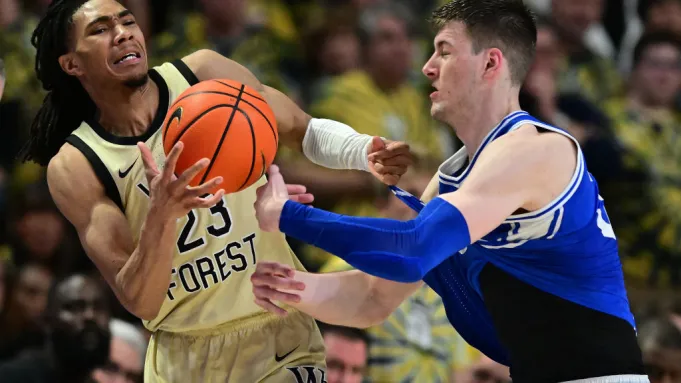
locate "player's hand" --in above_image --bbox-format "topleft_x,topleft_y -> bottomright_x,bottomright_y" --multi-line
138,141 -> 225,220
251,261 -> 306,316
367,137 -> 413,186
254,165 -> 292,232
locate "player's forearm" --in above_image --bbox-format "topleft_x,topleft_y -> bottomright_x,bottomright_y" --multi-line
288,270 -> 392,328
116,207 -> 176,320
264,88 -> 372,172
277,159 -> 377,201
279,198 -> 471,282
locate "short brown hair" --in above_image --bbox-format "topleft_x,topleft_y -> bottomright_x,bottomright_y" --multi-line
430,0 -> 537,85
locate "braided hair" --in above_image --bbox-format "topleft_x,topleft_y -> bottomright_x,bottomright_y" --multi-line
20,0 -> 95,166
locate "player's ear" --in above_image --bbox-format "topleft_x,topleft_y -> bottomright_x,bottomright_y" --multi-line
58,53 -> 84,77
482,47 -> 503,80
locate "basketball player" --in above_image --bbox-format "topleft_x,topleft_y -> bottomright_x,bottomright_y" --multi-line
251,1 -> 649,382
20,0 -> 412,382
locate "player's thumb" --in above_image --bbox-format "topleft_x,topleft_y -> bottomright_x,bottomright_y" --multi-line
368,136 -> 385,154
267,165 -> 288,198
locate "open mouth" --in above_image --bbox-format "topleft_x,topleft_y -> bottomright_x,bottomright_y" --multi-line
114,52 -> 141,65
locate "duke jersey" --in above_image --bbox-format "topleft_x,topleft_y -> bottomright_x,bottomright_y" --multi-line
390,111 -> 643,381
67,60 -> 306,333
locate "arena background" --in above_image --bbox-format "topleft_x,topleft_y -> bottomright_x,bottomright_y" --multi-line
0,0 -> 680,382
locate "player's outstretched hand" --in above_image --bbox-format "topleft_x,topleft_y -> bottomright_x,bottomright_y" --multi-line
254,165 -> 304,232
138,141 -> 225,219
367,136 -> 413,186
251,261 -> 306,316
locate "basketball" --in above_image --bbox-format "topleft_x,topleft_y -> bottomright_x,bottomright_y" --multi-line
162,79 -> 278,195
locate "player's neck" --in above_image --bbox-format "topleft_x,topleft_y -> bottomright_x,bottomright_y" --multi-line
453,90 -> 521,160
90,79 -> 159,137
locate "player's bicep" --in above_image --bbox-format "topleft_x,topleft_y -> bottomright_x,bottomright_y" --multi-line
440,138 -> 539,242
47,148 -> 134,286
440,128 -> 576,243
184,50 -> 263,91
182,50 -> 310,149
370,277 -> 423,313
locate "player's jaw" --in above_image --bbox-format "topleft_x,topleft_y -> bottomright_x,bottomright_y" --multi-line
107,44 -> 148,87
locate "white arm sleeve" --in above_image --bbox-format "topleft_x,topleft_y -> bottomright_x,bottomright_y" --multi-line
301,118 -> 374,171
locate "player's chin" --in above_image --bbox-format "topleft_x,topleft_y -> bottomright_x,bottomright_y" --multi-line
121,72 -> 150,89
430,103 -> 446,120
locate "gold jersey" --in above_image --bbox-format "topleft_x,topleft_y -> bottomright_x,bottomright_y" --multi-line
67,59 -> 305,333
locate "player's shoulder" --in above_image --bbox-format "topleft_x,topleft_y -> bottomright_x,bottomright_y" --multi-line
46,143 -> 99,195
489,124 -> 574,160
476,124 -> 577,181
180,49 -> 220,69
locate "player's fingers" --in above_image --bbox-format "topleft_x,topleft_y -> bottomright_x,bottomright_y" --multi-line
254,297 -> 288,317
250,273 -> 305,291
289,193 -> 314,204
163,142 -> 184,179
286,184 -> 307,195
267,165 -> 289,198
368,143 -> 410,162
376,154 -> 413,168
254,262 -> 295,279
189,189 -> 225,209
138,142 -> 159,174
372,162 -> 408,176
379,173 -> 401,186
253,285 -> 302,303
256,184 -> 267,199
186,177 -> 224,198
175,158 -> 210,187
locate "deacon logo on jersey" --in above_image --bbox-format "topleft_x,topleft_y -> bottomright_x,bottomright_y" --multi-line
287,366 -> 327,383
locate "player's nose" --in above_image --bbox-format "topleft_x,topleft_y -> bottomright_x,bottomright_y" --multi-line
113,25 -> 134,45
422,56 -> 438,80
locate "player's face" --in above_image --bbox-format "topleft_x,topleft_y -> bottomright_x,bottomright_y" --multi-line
422,22 -> 482,123
61,0 -> 148,88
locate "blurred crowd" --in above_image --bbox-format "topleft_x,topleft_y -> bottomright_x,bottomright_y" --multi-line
1,0 -> 681,382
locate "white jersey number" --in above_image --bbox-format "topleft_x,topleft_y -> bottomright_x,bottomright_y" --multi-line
597,196 -> 616,239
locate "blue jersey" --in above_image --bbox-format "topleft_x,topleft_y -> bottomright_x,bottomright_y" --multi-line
390,111 -> 635,365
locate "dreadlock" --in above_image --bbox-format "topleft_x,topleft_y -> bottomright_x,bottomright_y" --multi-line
20,0 -> 96,166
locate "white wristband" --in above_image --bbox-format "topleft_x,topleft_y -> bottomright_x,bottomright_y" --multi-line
302,118 -> 373,171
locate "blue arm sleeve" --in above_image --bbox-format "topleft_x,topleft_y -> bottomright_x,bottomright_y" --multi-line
279,197 -> 471,282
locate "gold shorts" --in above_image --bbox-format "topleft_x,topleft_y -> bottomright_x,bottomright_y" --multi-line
144,311 -> 326,382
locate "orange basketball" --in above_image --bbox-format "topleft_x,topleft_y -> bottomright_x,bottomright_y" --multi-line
162,79 -> 278,195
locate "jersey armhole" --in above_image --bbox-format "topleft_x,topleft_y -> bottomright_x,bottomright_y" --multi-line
65,135 -> 125,212
171,59 -> 199,86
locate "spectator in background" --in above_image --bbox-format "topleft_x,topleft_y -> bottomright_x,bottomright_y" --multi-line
92,319 -> 146,383
320,160 -> 478,382
604,32 -> 681,287
318,323 -> 369,383
0,274 -> 111,383
150,0 -> 300,98
521,19 -> 621,191
620,0 -> 681,74
301,8 -> 361,103
550,0 -> 623,104
637,316 -> 681,383
0,262 -> 53,360
2,180 -> 86,277
309,2 -> 451,159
